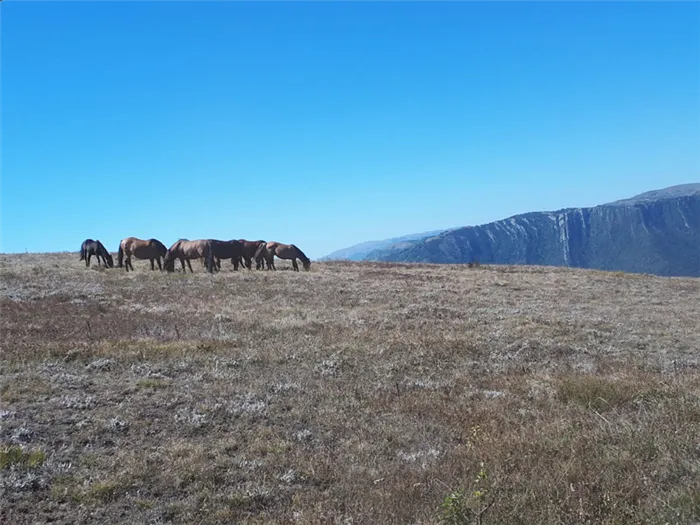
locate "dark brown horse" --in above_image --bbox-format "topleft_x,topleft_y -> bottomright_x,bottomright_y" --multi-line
163,239 -> 215,273
209,239 -> 246,271
255,241 -> 311,271
238,239 -> 267,270
79,239 -> 114,268
117,237 -> 168,271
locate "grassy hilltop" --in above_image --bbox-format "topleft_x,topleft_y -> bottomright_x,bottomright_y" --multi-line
1,253 -> 699,524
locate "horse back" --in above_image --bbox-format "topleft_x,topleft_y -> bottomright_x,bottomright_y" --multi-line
175,239 -> 210,258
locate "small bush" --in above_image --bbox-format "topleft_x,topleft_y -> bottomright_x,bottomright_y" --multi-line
439,463 -> 495,525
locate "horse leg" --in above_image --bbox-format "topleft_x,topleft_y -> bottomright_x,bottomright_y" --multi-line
150,258 -> 155,271
180,258 -> 186,272
187,259 -> 193,273
292,259 -> 299,271
156,257 -> 162,271
128,257 -> 134,272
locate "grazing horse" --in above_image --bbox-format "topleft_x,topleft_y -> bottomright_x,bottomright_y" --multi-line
117,237 -> 168,271
255,241 -> 311,271
163,239 -> 215,273
238,239 -> 267,270
209,239 -> 246,271
79,239 -> 114,268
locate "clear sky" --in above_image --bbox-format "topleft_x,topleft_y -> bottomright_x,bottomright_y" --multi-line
2,1 -> 698,259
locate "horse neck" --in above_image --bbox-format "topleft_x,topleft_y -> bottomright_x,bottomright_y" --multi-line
152,241 -> 166,254
294,247 -> 309,262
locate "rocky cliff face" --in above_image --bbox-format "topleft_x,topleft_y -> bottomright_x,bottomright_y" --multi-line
366,187 -> 700,277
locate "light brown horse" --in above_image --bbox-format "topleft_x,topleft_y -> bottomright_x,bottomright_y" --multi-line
255,241 -> 311,271
163,239 -> 215,273
117,237 -> 168,271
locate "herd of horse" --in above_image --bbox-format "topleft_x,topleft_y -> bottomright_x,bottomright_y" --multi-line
79,237 -> 311,273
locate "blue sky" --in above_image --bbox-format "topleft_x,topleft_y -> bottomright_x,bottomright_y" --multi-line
2,1 -> 698,259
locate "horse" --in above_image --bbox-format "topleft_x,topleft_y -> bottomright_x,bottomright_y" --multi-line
238,239 -> 267,270
255,241 -> 311,271
117,237 -> 168,271
79,239 -> 114,268
209,239 -> 246,271
163,239 -> 215,273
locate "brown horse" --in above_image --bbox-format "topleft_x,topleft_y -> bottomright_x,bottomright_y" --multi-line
79,239 -> 114,268
209,239 -> 246,271
117,237 -> 168,271
238,239 -> 267,270
255,241 -> 311,271
163,239 -> 215,273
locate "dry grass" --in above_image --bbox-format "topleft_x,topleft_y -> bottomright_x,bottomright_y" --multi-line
1,252 -> 699,524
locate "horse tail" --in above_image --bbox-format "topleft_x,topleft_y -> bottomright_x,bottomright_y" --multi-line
117,242 -> 124,268
254,242 -> 265,259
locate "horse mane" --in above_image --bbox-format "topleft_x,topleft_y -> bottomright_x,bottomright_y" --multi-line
149,238 -> 167,250
292,244 -> 310,264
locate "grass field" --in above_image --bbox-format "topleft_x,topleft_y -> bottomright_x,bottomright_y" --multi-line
1,253 -> 699,524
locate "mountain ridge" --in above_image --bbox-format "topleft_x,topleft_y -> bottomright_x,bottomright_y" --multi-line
329,184 -> 700,277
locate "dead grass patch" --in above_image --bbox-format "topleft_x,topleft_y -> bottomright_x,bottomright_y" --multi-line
1,254 -> 699,524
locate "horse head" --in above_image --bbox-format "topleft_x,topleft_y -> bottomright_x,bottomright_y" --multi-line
162,250 -> 176,272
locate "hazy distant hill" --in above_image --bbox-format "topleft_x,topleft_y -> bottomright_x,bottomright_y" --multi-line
320,229 -> 449,261
362,184 -> 700,277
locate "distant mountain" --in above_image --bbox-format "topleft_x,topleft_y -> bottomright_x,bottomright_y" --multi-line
363,184 -> 700,277
607,183 -> 700,206
320,229 -> 450,261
